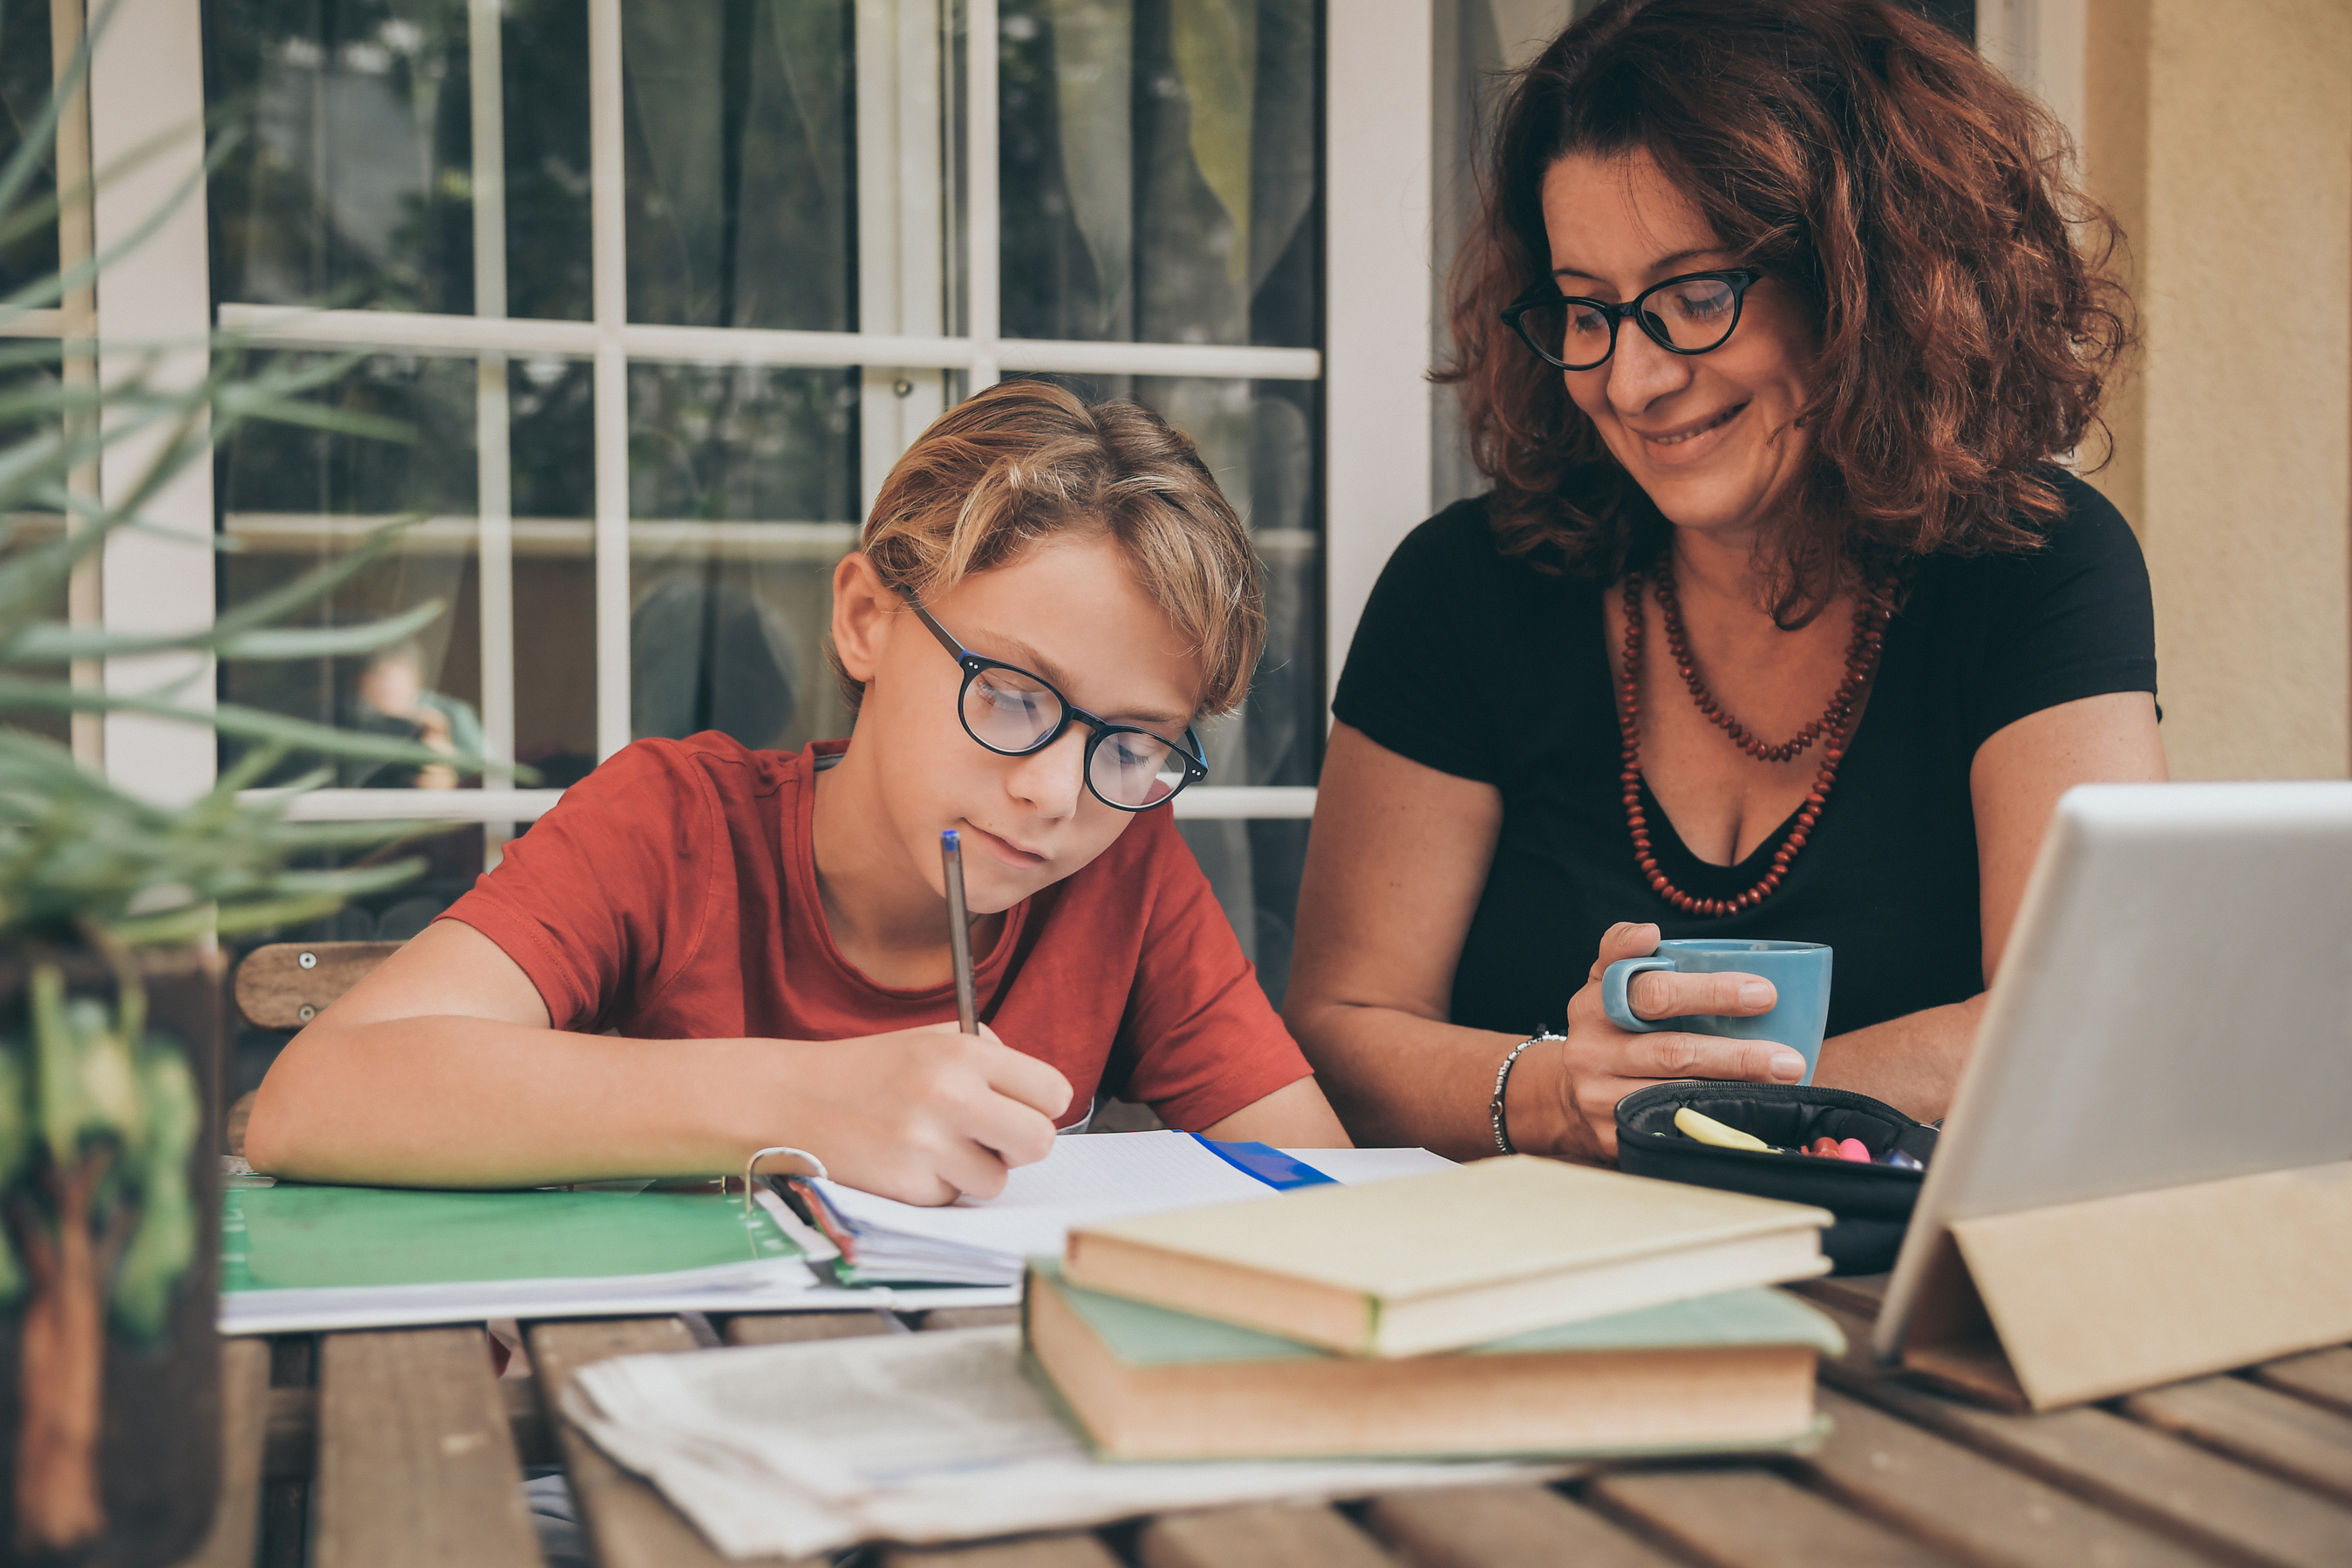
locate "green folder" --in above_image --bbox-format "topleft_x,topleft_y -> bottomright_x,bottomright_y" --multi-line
223,1181 -> 801,1292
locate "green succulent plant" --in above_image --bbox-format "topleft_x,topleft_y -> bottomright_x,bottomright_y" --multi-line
0,18 -> 487,1553
0,49 -> 470,946
0,314 -> 476,943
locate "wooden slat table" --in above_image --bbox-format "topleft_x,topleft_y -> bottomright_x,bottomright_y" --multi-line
184,1277 -> 2352,1568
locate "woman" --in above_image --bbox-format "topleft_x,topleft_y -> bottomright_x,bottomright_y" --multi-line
1285,0 -> 2165,1163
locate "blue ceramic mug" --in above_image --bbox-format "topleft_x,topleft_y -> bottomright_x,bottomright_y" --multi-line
1600,939 -> 1833,1085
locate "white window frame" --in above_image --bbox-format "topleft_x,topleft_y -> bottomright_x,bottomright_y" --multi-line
3,0 -> 225,806
80,0 -> 1337,824
1326,0 -> 1435,720
1978,0 -> 2088,152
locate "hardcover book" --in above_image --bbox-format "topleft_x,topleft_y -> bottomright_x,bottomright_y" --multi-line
1025,1260 -> 1840,1461
1063,1155 -> 1831,1356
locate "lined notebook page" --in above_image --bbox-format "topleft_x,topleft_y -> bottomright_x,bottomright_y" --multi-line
813,1132 -> 1284,1260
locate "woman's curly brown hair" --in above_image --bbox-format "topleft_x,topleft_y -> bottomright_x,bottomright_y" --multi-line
1442,0 -> 2134,622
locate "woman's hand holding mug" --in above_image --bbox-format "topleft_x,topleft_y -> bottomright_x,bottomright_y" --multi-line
1513,921 -> 1812,1162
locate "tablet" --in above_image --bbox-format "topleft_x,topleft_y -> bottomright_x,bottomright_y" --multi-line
1873,781 -> 2352,1363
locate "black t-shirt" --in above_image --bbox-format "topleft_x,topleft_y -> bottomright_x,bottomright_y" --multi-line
1332,472 -> 2158,1040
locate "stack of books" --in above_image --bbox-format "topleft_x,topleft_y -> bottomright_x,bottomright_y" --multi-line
1024,1154 -> 1844,1462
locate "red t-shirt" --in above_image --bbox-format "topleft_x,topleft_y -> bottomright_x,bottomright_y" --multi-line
440,734 -> 1312,1130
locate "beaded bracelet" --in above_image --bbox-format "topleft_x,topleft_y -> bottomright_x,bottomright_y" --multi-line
1489,1028 -> 1565,1156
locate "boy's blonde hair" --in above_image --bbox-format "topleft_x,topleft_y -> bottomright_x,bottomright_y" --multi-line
835,379 -> 1265,719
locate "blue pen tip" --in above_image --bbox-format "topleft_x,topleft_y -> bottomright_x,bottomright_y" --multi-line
941,828 -> 959,849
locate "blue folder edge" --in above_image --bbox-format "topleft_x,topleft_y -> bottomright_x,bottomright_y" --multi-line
1186,1133 -> 1337,1190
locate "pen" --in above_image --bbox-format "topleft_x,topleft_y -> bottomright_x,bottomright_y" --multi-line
940,828 -> 978,1036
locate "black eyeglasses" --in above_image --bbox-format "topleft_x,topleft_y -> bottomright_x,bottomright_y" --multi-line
1502,269 -> 1762,372
907,597 -> 1209,812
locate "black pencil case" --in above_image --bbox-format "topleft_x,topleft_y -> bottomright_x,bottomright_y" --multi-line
1613,1081 -> 1940,1276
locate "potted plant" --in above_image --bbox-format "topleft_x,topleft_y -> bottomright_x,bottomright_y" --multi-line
0,31 -> 474,1565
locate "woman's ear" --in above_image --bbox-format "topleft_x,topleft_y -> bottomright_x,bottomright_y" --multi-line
830,552 -> 897,688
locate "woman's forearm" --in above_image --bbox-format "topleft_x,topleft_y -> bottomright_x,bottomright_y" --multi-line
1300,982 -> 1986,1162
1287,999 -> 1532,1161
1810,993 -> 1983,1123
245,1019 -> 787,1188
1285,727 -> 1517,1158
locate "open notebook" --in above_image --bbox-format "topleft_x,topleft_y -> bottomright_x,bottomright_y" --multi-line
220,1135 -> 1448,1332
793,1134 -> 1450,1286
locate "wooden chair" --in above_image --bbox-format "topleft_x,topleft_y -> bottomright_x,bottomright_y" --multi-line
224,941 -> 401,1156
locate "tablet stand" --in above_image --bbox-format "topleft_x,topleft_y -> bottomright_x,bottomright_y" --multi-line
1899,1159 -> 2352,1411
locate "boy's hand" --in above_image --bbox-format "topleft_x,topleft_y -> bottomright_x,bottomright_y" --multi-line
767,1022 -> 1072,1205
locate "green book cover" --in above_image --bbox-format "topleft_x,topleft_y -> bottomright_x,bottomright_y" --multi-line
222,1182 -> 802,1293
1028,1258 -> 1845,1365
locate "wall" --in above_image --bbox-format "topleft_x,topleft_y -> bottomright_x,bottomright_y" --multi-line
2082,0 -> 2352,780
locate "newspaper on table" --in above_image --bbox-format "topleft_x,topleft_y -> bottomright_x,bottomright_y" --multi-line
562,1326 -> 1559,1559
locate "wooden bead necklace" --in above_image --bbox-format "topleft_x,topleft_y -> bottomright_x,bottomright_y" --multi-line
1617,561 -> 1889,917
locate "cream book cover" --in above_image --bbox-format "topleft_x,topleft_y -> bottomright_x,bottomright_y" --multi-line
1063,1155 -> 1832,1356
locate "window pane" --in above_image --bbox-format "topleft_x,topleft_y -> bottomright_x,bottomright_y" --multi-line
205,0 -> 476,314
0,0 -> 60,298
999,0 -> 1318,349
502,0 -> 595,321
215,351 -> 481,787
510,355 -> 600,787
623,0 -> 857,331
627,362 -> 861,754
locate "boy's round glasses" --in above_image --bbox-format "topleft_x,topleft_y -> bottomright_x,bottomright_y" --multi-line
907,596 -> 1209,812
1502,269 -> 1762,372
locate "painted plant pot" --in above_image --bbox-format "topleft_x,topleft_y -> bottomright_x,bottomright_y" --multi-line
0,948 -> 222,1566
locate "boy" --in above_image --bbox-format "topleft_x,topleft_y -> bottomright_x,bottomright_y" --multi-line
245,382 -> 1349,1202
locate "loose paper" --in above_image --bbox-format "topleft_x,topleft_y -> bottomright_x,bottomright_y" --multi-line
564,1326 -> 1552,1558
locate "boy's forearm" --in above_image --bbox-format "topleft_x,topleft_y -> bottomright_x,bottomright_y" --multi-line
1196,1074 -> 1353,1147
246,1019 -> 778,1188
